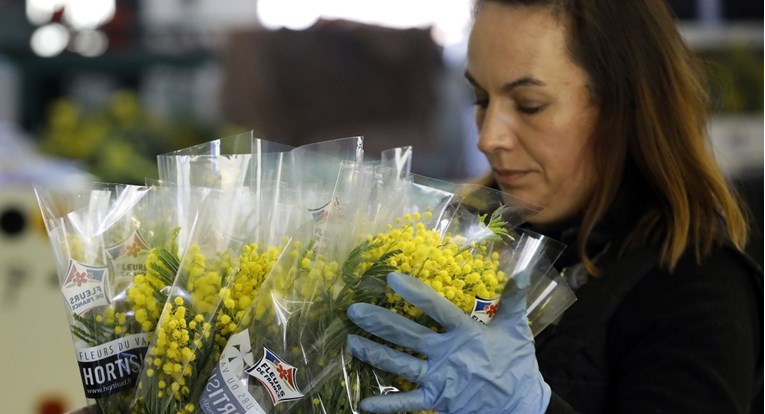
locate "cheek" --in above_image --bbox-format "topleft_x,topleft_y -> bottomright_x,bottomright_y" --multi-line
550,145 -> 594,186
553,148 -> 597,216
529,149 -> 594,225
543,113 -> 598,186
535,130 -> 596,204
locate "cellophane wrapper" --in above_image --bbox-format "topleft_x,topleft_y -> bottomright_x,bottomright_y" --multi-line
197,155 -> 576,414
34,183 -> 185,413
131,137 -> 365,414
137,131 -> 298,348
155,130 -> 295,253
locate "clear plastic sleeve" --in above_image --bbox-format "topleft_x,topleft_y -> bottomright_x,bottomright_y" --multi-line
133,136 -> 366,414
198,164 -> 576,414
156,131 -> 295,251
130,186 -> 308,414
34,183 -> 183,413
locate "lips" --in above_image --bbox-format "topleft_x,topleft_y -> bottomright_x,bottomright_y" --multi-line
493,169 -> 530,187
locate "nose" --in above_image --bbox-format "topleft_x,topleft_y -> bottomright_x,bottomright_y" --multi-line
476,104 -> 516,154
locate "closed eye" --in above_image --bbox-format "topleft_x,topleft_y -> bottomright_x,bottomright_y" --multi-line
517,104 -> 544,114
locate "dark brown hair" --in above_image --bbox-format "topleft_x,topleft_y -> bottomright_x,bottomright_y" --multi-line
473,0 -> 749,272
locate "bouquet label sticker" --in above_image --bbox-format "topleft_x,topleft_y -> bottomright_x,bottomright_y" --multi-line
108,230 -> 150,291
200,329 -> 266,414
75,333 -> 150,398
470,296 -> 500,324
245,347 -> 304,406
63,259 -> 109,315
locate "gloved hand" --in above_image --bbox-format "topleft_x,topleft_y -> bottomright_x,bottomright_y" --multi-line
346,272 -> 551,414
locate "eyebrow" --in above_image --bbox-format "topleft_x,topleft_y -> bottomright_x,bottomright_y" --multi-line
464,71 -> 546,92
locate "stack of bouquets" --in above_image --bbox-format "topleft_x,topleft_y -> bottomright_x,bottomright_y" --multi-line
35,132 -> 576,414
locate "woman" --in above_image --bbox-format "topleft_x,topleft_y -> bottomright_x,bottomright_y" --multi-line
344,0 -> 763,413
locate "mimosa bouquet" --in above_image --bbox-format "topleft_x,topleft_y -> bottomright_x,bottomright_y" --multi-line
34,183 -> 185,413
198,157 -> 576,413
131,135 -> 367,413
128,187 -> 304,413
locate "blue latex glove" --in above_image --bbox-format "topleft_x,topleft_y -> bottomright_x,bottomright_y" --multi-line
346,272 -> 551,414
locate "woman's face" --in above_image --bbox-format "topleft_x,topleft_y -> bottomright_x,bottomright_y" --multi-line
467,3 -> 599,228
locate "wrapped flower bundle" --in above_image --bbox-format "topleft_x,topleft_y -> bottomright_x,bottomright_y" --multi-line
198,164 -> 575,414
130,184 -> 314,413
322,204 -> 570,413
133,136 -> 370,413
35,133 -> 576,414
35,183 -> 184,413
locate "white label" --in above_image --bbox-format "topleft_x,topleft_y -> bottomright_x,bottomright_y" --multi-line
107,230 -> 150,292
200,329 -> 266,414
469,296 -> 500,325
74,333 -> 150,398
62,259 -> 109,315
245,347 -> 304,406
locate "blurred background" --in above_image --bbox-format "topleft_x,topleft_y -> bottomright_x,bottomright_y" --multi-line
0,0 -> 762,412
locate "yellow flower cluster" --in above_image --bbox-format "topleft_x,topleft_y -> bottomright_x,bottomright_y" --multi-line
311,209 -> 511,413
214,243 -> 284,348
185,244 -> 221,315
136,296 -> 211,414
127,249 -> 177,333
135,240 -> 287,413
251,240 -> 341,321
68,234 -> 87,263
359,211 -> 507,318
92,306 -> 128,336
296,247 -> 341,299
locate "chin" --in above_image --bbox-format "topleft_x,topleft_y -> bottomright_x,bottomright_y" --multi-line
528,208 -> 584,233
526,214 -> 558,230
499,191 -> 545,222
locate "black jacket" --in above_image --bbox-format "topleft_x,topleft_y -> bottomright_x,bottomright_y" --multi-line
539,241 -> 763,413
